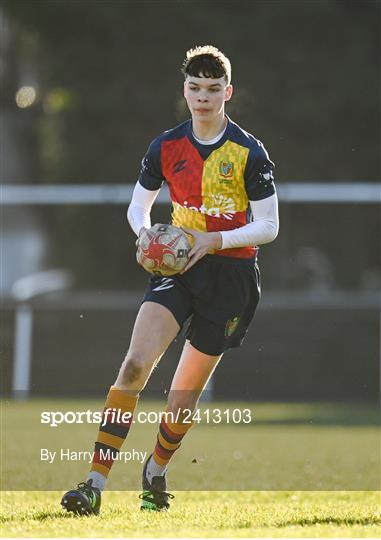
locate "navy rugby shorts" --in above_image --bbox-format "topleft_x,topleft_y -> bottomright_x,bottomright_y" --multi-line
142,254 -> 261,356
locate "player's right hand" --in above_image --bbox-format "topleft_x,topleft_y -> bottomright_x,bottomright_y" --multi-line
179,227 -> 222,274
136,226 -> 147,248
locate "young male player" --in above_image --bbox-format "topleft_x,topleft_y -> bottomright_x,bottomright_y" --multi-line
61,45 -> 279,514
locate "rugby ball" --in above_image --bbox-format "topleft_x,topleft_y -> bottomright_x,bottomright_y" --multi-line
137,224 -> 191,276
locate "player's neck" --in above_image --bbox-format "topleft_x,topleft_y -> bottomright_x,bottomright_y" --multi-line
191,113 -> 227,142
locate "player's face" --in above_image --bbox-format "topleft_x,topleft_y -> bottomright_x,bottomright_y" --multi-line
183,75 -> 233,122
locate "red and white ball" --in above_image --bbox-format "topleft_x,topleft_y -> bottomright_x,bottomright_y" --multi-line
137,224 -> 191,276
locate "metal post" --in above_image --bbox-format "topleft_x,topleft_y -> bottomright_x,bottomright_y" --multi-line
10,269 -> 72,400
12,302 -> 33,400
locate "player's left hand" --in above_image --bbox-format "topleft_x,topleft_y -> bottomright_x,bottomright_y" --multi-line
180,227 -> 222,273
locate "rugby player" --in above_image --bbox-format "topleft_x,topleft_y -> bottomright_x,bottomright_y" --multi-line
61,45 -> 279,514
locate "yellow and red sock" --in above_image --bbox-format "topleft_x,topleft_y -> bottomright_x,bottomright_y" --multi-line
90,386 -> 138,477
152,414 -> 193,468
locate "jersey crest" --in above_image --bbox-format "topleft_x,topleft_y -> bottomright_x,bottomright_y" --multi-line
219,161 -> 234,178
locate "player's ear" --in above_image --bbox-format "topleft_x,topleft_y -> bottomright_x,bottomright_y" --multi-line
225,84 -> 233,102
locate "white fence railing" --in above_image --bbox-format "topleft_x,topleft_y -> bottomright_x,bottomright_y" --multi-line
1,182 -> 380,204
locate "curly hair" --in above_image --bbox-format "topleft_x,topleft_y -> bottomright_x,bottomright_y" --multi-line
181,45 -> 231,84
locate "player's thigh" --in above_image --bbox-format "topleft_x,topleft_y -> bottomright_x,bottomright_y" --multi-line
127,301 -> 180,363
167,340 -> 222,411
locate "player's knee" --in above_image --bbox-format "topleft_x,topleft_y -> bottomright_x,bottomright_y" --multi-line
120,355 -> 146,385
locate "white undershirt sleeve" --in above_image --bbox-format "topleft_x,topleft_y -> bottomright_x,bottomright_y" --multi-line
220,193 -> 279,249
127,182 -> 160,236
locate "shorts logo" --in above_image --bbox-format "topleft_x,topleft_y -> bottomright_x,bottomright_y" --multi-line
225,316 -> 240,337
152,278 -> 174,291
219,161 -> 234,178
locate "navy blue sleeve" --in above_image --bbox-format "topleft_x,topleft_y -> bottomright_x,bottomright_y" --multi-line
137,137 -> 165,190
244,142 -> 276,201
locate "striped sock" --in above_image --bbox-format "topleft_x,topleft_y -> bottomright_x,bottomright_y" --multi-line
88,386 -> 138,483
149,414 -> 193,474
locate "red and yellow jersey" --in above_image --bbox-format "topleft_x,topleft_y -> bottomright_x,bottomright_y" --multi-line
138,116 -> 275,259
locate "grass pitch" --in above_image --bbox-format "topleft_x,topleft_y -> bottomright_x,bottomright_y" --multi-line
1,490 -> 380,538
1,399 -> 380,537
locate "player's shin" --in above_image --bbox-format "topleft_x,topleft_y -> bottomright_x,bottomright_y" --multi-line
145,407 -> 194,481
87,386 -> 139,490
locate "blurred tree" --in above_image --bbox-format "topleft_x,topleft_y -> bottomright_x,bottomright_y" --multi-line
3,0 -> 380,183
